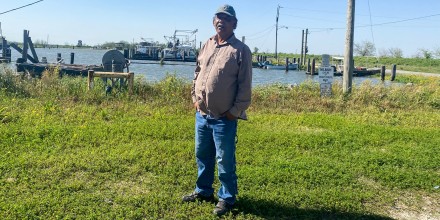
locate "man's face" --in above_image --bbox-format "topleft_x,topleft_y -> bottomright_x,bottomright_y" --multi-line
213,13 -> 236,36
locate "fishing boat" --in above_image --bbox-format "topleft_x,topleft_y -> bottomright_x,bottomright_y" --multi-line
161,45 -> 197,61
331,56 -> 381,76
162,29 -> 198,62
131,40 -> 161,60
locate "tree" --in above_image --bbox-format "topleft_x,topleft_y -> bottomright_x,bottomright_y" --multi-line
388,47 -> 403,58
434,47 -> 440,59
419,48 -> 432,59
354,40 -> 376,56
378,48 -> 389,58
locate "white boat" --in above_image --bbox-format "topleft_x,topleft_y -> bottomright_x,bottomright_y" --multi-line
161,45 -> 197,61
162,29 -> 198,61
132,40 -> 161,60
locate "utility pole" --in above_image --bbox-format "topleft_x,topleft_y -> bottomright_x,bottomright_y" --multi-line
304,28 -> 308,66
275,5 -> 281,59
343,0 -> 355,94
300,29 -> 304,66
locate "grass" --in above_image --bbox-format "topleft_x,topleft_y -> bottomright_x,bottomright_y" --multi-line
1,66 -> 440,219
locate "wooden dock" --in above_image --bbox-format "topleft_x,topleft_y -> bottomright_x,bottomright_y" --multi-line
10,29 -> 104,77
16,62 -> 103,77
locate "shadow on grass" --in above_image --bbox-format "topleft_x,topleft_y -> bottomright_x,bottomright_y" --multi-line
235,196 -> 393,220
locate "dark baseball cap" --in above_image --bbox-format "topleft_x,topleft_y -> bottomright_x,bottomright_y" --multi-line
215,4 -> 236,18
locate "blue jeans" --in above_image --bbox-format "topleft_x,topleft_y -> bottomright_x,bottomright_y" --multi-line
194,111 -> 238,205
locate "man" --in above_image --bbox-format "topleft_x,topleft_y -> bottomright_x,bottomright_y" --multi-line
182,4 -> 252,217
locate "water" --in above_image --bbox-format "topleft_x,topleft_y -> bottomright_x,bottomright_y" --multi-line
6,47 -> 387,86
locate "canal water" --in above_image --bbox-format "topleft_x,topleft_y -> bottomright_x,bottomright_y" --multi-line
6,48 -> 386,86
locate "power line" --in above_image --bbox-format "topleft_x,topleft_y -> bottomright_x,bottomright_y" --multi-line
306,12 -> 440,31
367,0 -> 376,51
0,0 -> 44,15
358,13 -> 440,28
246,25 -> 275,39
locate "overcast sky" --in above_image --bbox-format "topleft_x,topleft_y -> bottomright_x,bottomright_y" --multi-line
1,0 -> 439,57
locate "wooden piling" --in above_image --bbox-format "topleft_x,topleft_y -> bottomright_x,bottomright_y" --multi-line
311,59 -> 316,75
307,58 -> 311,73
22,30 -> 29,61
57,53 -> 62,62
285,57 -> 289,71
391,64 -> 396,81
70,53 -> 75,64
381,66 -> 386,81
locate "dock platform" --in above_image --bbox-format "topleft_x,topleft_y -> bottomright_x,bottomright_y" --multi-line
16,62 -> 103,77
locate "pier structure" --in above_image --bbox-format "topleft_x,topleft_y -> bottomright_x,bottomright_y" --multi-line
0,36 -> 11,63
12,29 -> 102,77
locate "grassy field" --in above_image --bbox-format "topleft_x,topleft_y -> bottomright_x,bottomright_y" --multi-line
1,66 -> 439,219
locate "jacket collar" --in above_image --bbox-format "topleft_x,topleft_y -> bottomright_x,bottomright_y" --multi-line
210,33 -> 237,46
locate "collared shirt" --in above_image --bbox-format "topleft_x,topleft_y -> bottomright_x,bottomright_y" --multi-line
192,34 -> 252,119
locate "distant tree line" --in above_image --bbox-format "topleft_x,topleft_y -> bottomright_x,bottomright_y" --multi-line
354,40 -> 440,59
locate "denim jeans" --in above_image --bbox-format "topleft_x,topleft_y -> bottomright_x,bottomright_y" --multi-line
194,111 -> 238,204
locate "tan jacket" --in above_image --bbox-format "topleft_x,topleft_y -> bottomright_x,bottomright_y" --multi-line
192,34 -> 252,119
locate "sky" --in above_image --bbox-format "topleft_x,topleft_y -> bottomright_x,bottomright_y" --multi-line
1,0 -> 439,57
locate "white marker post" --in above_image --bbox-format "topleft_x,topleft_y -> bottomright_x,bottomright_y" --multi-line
319,54 -> 334,97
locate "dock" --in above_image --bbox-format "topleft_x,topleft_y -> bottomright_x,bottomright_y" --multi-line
11,30 -> 103,77
16,62 -> 103,77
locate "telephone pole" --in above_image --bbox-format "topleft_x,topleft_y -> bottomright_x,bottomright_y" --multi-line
304,28 -> 308,66
343,0 -> 355,93
275,5 -> 281,58
300,29 -> 304,65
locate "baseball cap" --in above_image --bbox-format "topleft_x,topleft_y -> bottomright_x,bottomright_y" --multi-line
215,4 -> 236,18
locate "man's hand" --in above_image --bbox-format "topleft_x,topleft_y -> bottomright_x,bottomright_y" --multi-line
224,111 -> 238,120
194,102 -> 199,111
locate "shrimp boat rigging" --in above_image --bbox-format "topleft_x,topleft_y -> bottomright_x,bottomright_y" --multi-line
162,29 -> 198,62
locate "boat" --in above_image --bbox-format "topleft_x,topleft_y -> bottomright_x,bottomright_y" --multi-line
161,45 -> 197,61
259,60 -> 298,70
131,40 -> 161,60
161,29 -> 198,62
331,56 -> 381,76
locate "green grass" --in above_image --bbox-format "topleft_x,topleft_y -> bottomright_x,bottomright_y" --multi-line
1,67 -> 440,219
